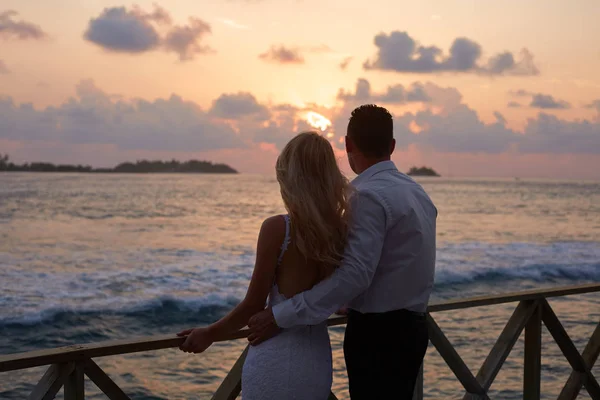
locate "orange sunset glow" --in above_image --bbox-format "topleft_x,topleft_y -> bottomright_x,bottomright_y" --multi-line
1,0 -> 599,178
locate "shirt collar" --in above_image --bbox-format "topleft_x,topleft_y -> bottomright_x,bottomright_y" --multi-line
352,160 -> 398,185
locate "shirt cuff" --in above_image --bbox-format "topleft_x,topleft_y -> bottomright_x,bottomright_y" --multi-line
272,301 -> 295,329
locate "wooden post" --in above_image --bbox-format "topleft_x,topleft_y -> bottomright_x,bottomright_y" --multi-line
523,301 -> 542,399
27,362 -> 74,400
211,345 -> 249,400
465,300 -> 536,398
426,315 -> 488,398
541,299 -> 600,399
557,319 -> 600,400
64,362 -> 85,400
83,359 -> 131,400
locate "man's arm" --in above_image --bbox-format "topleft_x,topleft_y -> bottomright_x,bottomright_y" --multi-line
272,189 -> 387,328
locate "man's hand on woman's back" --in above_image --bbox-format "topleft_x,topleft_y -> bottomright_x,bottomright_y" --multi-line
247,306 -> 281,346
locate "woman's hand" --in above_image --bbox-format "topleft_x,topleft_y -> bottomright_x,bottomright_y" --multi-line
177,327 -> 215,354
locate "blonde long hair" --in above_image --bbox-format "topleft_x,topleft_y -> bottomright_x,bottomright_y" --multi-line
276,131 -> 352,278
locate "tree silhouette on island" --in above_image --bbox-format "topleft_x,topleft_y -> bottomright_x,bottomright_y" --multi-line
1,154 -> 439,177
0,154 -> 238,174
407,166 -> 440,177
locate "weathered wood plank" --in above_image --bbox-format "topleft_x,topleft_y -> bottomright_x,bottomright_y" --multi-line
461,300 -> 537,400
426,314 -> 488,399
541,299 -> 600,399
0,331 -> 246,373
64,363 -> 84,400
83,359 -> 131,400
211,345 -> 248,400
27,362 -> 74,400
523,302 -> 542,400
428,282 -> 600,313
556,318 -> 600,400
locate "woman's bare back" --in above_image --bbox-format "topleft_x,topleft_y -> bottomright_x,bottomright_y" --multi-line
268,213 -> 326,298
275,244 -> 323,299
241,214 -> 333,399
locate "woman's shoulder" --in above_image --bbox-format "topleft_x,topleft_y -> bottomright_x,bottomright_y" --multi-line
259,215 -> 287,242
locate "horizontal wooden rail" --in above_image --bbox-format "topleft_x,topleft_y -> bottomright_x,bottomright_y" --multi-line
2,282 -> 599,373
426,282 -> 600,312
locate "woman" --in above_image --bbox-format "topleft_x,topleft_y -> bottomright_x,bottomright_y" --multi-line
177,131 -> 352,399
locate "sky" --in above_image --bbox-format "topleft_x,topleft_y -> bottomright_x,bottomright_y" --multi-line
1,0 -> 599,178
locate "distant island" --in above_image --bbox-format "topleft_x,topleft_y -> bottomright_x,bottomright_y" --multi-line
0,154 -> 238,174
407,166 -> 440,177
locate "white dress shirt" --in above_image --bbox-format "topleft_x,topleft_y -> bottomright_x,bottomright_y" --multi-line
272,160 -> 437,328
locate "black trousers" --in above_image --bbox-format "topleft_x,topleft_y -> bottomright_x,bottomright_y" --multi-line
343,308 -> 429,400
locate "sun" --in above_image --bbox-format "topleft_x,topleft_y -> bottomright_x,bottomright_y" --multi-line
305,111 -> 332,132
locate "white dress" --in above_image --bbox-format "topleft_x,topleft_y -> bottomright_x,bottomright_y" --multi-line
241,215 -> 333,400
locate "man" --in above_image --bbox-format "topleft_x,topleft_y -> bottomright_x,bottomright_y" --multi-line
248,104 -> 437,399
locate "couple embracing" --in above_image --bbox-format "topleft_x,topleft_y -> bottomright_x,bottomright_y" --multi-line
178,105 -> 437,400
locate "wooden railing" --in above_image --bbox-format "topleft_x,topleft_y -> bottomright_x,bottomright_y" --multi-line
1,283 -> 599,400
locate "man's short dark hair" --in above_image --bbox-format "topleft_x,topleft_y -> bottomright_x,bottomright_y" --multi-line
347,104 -> 393,158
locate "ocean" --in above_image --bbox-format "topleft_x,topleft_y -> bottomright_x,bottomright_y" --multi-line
0,173 -> 599,399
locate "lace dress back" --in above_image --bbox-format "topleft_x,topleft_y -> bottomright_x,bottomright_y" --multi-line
241,215 -> 333,399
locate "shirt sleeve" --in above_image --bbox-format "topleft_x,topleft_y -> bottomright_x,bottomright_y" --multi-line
272,189 -> 387,328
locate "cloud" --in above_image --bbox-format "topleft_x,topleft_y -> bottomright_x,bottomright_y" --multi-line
487,49 -> 539,76
530,94 -> 571,109
494,111 -> 507,125
163,18 -> 212,61
587,100 -> 600,123
363,31 -> 539,76
84,5 -> 212,61
586,100 -> 600,109
0,10 -> 47,40
404,106 -> 519,153
259,45 -> 304,64
510,90 -> 572,109
509,89 -> 532,97
0,60 -> 9,74
258,44 -> 335,65
586,100 -> 600,116
339,56 -> 353,70
0,80 -> 317,155
2,79 -> 599,174
0,80 -> 244,151
332,80 -> 600,155
141,5 -> 172,24
84,6 -> 162,53
395,104 -> 598,154
520,113 -> 600,153
337,78 -> 431,104
507,101 -> 522,108
210,92 -> 270,120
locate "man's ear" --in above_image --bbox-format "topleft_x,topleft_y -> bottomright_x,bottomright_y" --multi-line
390,138 -> 396,155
